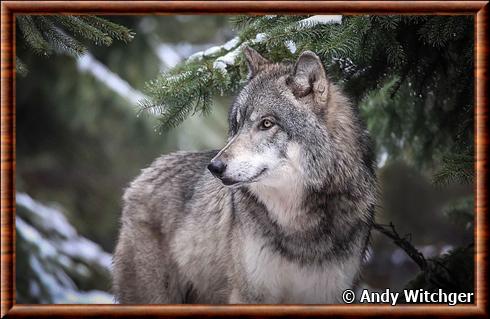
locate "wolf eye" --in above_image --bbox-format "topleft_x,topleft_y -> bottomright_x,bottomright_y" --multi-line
259,119 -> 274,130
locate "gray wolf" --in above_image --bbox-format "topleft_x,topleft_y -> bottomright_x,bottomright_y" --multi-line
112,47 -> 377,304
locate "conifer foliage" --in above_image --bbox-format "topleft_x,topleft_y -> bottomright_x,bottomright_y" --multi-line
141,15 -> 473,171
138,15 -> 475,214
16,15 -> 134,75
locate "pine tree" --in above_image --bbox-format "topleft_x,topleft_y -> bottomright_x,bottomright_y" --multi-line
16,15 -> 135,75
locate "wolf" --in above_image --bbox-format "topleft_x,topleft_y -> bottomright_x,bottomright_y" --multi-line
112,47 -> 377,304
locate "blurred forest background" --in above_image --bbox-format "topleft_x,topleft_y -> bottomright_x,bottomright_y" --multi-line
15,15 -> 474,304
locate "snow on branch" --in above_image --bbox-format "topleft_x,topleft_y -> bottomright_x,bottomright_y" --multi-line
298,15 -> 343,28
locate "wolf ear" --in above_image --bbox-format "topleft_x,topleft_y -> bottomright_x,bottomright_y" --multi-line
243,46 -> 270,79
287,51 -> 329,104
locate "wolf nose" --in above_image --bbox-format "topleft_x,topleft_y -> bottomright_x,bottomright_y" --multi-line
208,160 -> 226,177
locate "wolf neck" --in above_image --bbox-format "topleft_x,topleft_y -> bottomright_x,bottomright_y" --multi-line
248,175 -> 313,232
247,143 -> 320,232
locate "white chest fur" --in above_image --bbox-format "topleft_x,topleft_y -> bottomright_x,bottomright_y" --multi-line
242,234 -> 359,304
244,142 -> 360,303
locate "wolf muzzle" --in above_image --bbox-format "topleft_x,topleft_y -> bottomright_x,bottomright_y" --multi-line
208,159 -> 239,185
207,159 -> 226,177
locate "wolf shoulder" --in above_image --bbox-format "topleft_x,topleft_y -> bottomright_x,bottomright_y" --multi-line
121,150 -> 226,228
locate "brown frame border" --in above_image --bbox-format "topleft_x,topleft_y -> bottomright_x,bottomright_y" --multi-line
1,1 -> 488,317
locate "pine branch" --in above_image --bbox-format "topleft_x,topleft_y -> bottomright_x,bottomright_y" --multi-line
229,15 -> 261,31
418,16 -> 467,48
49,15 -> 113,46
35,17 -> 86,57
16,16 -> 53,56
16,56 -> 28,76
433,151 -> 474,186
79,16 -> 135,43
389,66 -> 410,99
17,15 -> 134,75
403,244 -> 474,293
139,67 -> 215,129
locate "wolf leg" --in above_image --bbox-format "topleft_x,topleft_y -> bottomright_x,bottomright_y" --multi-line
113,223 -> 183,304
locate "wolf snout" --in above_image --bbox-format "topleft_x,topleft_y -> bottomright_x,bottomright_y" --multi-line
207,159 -> 227,177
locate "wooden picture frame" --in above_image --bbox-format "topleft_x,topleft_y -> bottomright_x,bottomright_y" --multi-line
1,1 -> 487,317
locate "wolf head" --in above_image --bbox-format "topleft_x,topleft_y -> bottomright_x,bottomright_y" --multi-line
208,47 -> 374,193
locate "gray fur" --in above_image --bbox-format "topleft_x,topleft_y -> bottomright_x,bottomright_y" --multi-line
113,48 -> 377,304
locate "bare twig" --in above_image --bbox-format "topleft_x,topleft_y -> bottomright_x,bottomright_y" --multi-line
372,222 -> 428,270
